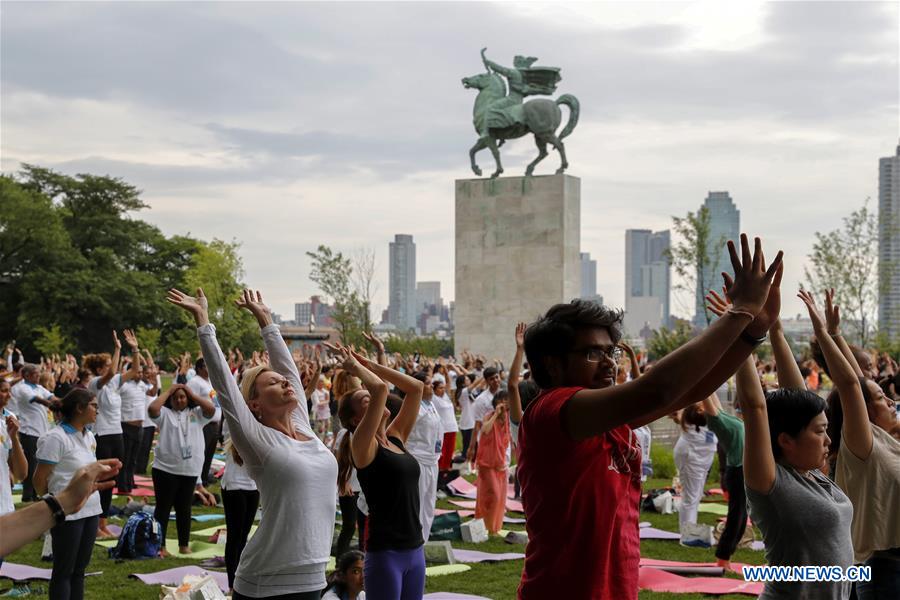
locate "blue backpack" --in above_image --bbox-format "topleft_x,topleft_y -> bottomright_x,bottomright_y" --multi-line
109,512 -> 162,560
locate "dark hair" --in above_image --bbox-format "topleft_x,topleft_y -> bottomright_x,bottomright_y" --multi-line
195,357 -> 206,372
826,377 -> 875,458
492,389 -> 509,408
765,388 -> 827,459
324,550 -> 365,595
483,367 -> 498,380
524,299 -> 624,389
518,380 -> 541,411
59,388 -> 94,422
412,371 -> 429,383
681,404 -> 707,432
164,385 -> 196,411
82,353 -> 111,375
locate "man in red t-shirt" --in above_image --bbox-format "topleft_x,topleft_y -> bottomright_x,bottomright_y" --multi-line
517,234 -> 783,599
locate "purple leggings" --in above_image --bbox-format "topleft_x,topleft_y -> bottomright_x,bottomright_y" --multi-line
364,546 -> 425,600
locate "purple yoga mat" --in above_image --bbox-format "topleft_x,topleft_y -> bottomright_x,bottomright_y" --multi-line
0,563 -> 101,581
424,594 -> 491,600
452,549 -> 525,563
639,526 -> 681,540
131,565 -> 229,592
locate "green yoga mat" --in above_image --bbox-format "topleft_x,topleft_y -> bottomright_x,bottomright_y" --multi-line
425,564 -> 471,577
95,538 -> 222,560
12,493 -> 22,505
191,524 -> 258,538
697,503 -> 729,516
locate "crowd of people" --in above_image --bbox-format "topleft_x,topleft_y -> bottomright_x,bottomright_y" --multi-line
0,235 -> 898,600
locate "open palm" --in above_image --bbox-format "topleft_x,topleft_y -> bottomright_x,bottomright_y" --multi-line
166,288 -> 209,324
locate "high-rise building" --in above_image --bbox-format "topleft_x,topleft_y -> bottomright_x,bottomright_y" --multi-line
580,253 -> 597,298
416,281 -> 442,315
879,144 -> 900,341
389,234 -> 417,331
694,192 -> 740,326
625,229 -> 671,333
294,295 -> 333,327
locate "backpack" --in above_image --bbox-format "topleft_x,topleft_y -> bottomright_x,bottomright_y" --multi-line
109,512 -> 162,559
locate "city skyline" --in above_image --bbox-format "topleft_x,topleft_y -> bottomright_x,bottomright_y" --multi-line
388,234 -> 417,331
694,192 -> 741,326
879,144 -> 900,341
2,2 -> 896,322
625,229 -> 671,334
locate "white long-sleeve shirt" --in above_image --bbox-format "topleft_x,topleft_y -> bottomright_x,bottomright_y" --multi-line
198,323 -> 337,597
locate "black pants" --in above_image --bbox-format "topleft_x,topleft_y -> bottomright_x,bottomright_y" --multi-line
19,433 -> 39,502
95,433 -> 124,517
201,421 -> 220,485
232,591 -> 320,600
459,428 -> 473,459
337,492 -> 370,558
716,465 -> 748,561
135,426 -> 156,475
222,488 -> 260,589
50,515 -> 99,600
119,423 -> 144,492
152,468 -> 196,548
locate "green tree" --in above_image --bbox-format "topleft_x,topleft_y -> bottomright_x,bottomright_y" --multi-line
804,200 -> 879,346
32,324 -> 74,357
383,334 -> 454,357
646,320 -> 694,360
665,206 -> 725,326
306,245 -> 366,344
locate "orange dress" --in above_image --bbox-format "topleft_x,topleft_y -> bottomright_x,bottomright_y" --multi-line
474,410 -> 510,534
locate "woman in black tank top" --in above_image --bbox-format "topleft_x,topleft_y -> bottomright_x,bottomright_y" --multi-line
330,342 -> 426,600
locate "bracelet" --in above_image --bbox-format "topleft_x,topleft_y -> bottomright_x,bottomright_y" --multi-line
727,307 -> 756,320
41,494 -> 66,525
740,329 -> 768,347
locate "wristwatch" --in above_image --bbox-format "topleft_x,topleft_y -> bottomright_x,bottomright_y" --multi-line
41,494 -> 66,525
740,330 -> 768,347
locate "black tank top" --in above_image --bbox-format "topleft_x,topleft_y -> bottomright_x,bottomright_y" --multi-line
357,436 -> 423,551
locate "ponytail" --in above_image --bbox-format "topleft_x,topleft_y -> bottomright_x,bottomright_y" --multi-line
336,429 -> 354,496
223,438 -> 244,467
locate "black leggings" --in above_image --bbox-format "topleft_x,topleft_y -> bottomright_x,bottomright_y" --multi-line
232,592 -> 320,600
50,515 -> 99,600
460,428 -> 473,458
201,421 -> 220,485
135,426 -> 156,475
19,433 -> 39,502
336,492 -> 367,558
716,465 -> 748,561
120,423 -> 144,491
223,488 -> 260,590
152,468 -> 196,548
95,433 -> 124,517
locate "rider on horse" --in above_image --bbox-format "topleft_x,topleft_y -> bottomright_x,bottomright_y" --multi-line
479,48 -> 560,136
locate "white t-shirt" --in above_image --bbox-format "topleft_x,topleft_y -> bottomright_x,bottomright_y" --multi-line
221,421 -> 257,492
36,423 -> 101,521
151,406 -> 214,477
406,398 -> 442,465
10,381 -> 53,437
432,393 -> 458,435
199,323 -> 337,596
334,428 -> 360,493
90,374 -> 123,436
322,590 -> 365,600
458,387 -> 476,431
311,389 -> 330,420
473,389 -> 496,424
119,378 -> 151,423
0,408 -> 16,515
142,392 -> 158,429
187,376 -> 220,423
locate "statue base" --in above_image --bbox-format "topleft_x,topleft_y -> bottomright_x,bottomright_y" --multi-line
454,174 -> 581,361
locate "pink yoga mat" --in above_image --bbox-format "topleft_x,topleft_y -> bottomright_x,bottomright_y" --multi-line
435,508 -> 475,517
114,487 -> 155,497
0,563 -> 100,581
638,567 -> 764,596
449,500 -> 477,510
506,498 -> 524,512
132,566 -> 229,593
423,594 -> 490,600
448,477 -> 518,500
452,549 -> 524,563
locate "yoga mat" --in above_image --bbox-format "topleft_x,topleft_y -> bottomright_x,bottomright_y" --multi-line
178,513 -> 225,522
0,563 -> 100,581
114,488 -> 155,497
96,539 -> 119,548
698,503 -> 729,516
639,527 -> 681,540
638,567 -> 764,596
191,524 -> 258,538
503,515 -> 526,524
452,549 -> 524,563
424,594 -> 490,600
163,540 -> 222,559
134,475 -> 153,484
12,493 -> 22,504
132,566 -> 229,593
435,508 -> 475,518
449,500 -> 476,510
640,558 -> 751,576
506,499 -> 524,513
425,564 -> 471,577
447,477 -> 477,498
707,488 -> 725,496
639,521 -> 651,528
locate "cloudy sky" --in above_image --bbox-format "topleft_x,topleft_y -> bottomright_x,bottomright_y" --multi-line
3,1 -> 898,323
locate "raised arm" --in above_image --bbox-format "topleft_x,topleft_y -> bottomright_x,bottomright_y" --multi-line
566,235 -> 782,439
701,393 -> 721,418
824,288 -> 865,378
97,332 -> 122,388
481,47 -> 514,77
508,322 -> 526,424
354,352 -> 424,443
235,289 -> 311,429
5,415 -> 28,481
362,332 -> 387,367
120,330 -> 142,383
738,355 -> 776,493
148,383 -> 177,419
331,345 -> 389,469
167,288 -> 266,467
619,341 -> 641,382
182,382 -> 217,419
799,290 -> 871,460
770,318 -> 805,389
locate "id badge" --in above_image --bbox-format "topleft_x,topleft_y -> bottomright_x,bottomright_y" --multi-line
182,445 -> 193,460
434,439 -> 442,454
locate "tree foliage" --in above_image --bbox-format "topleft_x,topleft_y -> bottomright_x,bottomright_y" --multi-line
646,320 -> 695,360
306,245 -> 367,345
804,200 -> 879,346
383,333 -> 454,358
665,207 -> 725,326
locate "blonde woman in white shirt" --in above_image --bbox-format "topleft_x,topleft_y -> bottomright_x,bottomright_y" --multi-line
148,382 -> 216,555
168,287 -> 338,600
33,389 -> 100,600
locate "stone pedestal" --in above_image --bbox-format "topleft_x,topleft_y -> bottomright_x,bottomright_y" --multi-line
454,174 -> 581,361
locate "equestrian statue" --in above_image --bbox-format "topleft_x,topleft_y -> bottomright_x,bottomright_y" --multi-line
462,48 -> 580,178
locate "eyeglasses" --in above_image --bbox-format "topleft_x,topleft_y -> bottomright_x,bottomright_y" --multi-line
571,347 -> 623,363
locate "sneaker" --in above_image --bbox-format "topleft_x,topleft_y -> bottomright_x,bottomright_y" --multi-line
436,490 -> 447,499
2,584 -> 33,597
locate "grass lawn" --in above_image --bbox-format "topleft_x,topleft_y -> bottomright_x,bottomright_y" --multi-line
2,470 -> 764,600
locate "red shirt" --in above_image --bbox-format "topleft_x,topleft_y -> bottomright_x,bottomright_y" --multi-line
517,387 -> 642,600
